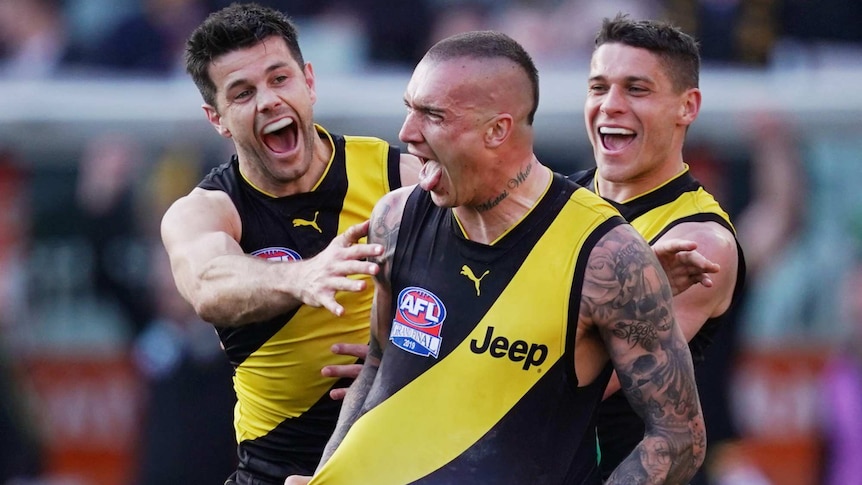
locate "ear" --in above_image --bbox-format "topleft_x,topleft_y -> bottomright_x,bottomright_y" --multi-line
679,88 -> 701,126
203,104 -> 231,138
484,114 -> 513,148
304,62 -> 317,105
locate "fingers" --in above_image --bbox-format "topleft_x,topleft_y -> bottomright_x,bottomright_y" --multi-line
329,387 -> 349,400
330,343 -> 370,359
339,220 -> 370,246
678,251 -> 721,273
322,363 -> 363,379
658,238 -> 698,253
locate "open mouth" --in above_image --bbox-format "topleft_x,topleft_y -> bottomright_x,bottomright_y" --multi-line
599,126 -> 636,151
262,118 -> 298,154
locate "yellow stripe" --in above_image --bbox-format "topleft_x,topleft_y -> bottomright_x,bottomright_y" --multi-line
234,132 -> 392,442
630,188 -> 732,241
340,134 -> 393,234
312,188 -> 619,484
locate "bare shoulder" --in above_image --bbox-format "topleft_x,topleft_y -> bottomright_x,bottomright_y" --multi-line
661,220 -> 740,318
161,187 -> 241,248
663,220 -> 736,260
368,186 -> 413,245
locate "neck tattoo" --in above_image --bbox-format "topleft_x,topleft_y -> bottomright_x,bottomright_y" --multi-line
476,190 -> 509,212
507,161 -> 533,190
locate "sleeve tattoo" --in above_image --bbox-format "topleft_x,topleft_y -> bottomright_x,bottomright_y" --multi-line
582,224 -> 706,484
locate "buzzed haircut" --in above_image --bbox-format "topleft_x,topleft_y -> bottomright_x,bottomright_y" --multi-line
185,2 -> 305,107
426,31 -> 540,125
595,14 -> 701,92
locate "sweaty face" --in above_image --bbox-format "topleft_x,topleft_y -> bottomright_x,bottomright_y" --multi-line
205,36 -> 319,195
584,43 -> 698,198
398,57 -> 498,208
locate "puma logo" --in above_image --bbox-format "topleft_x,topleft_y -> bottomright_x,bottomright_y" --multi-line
292,211 -> 322,233
460,265 -> 489,296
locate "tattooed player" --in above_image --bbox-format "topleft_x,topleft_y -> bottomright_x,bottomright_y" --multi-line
287,30 -> 705,485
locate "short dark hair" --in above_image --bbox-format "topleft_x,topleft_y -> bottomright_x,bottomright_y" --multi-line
426,31 -> 540,125
185,2 -> 305,107
595,14 -> 700,92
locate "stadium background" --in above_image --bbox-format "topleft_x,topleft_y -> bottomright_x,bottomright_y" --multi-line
1,0 -> 861,484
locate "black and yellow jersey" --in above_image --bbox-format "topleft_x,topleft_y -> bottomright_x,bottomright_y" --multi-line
197,125 -> 401,478
311,173 -> 625,485
571,166 -> 746,479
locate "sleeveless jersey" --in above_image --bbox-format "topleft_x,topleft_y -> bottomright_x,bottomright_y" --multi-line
197,125 -> 402,479
312,173 -> 626,485
570,166 -> 747,478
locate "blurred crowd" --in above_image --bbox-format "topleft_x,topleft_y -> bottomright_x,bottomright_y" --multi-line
1,1 -> 862,485
1,0 -> 862,80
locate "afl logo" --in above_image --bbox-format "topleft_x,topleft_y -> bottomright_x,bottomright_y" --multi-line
390,286 -> 446,358
251,247 -> 302,262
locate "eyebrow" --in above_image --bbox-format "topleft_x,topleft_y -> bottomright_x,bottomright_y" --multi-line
589,74 -> 655,85
224,62 -> 291,94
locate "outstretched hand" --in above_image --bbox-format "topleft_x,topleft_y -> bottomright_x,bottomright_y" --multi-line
324,343 -> 369,400
653,239 -> 720,296
296,220 -> 382,316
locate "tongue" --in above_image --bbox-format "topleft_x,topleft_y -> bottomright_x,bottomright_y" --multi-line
263,127 -> 297,154
418,162 -> 442,192
603,134 -> 634,151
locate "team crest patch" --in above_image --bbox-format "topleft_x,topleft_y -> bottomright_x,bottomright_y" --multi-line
390,286 -> 446,358
251,247 -> 302,262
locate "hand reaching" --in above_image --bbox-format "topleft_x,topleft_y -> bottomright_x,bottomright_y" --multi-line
294,220 -> 382,316
653,239 -> 720,296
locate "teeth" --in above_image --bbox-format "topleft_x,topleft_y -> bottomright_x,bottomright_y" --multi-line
263,118 -> 293,134
599,126 -> 634,135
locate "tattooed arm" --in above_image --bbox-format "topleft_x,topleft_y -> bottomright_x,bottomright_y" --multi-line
581,223 -> 706,484
315,187 -> 412,470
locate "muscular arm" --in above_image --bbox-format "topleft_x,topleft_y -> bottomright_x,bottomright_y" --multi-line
161,187 -> 382,326
603,222 -> 737,398
316,187 -> 411,468
581,224 -> 705,484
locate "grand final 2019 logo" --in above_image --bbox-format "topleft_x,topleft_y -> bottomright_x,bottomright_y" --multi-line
390,286 -> 446,358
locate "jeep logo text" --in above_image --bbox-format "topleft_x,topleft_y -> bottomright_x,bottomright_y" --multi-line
469,326 -> 548,370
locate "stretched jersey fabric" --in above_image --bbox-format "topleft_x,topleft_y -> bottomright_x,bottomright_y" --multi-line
312,173 -> 625,485
570,166 -> 747,479
197,125 -> 402,480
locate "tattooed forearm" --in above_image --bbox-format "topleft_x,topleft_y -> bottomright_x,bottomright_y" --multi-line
583,225 -> 705,484
318,356 -> 380,468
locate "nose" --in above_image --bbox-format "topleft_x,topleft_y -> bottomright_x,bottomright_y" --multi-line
398,109 -> 421,145
599,85 -> 627,115
257,86 -> 282,112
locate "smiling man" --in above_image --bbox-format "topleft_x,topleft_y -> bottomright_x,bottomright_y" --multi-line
570,15 -> 745,482
159,3 -> 419,484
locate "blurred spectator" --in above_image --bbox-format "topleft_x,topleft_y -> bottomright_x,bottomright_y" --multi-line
353,0 -> 434,69
75,133 -> 153,336
132,246 -> 236,485
664,0 -> 778,66
0,0 -> 80,78
0,150 -> 43,483
83,0 -> 209,75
